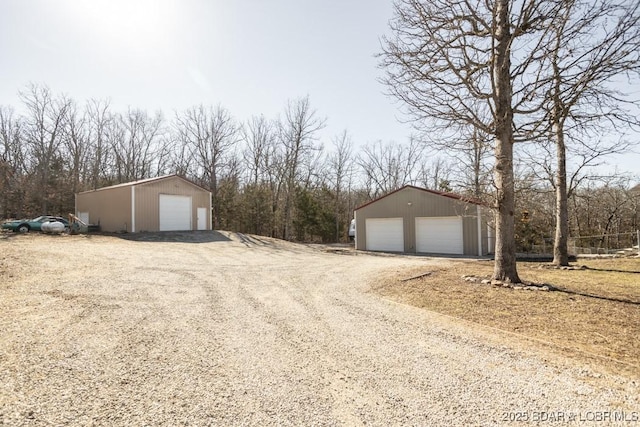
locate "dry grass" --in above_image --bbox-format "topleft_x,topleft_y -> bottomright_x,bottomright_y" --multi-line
371,257 -> 640,378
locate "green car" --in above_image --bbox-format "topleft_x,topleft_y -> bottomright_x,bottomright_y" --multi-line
1,216 -> 70,233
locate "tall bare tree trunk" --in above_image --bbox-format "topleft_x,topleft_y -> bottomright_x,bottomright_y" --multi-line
492,0 -> 521,283
543,0 -> 640,265
552,117 -> 569,266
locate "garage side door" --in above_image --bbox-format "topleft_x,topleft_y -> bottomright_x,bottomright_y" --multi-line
365,218 -> 404,252
416,216 -> 463,254
159,194 -> 192,231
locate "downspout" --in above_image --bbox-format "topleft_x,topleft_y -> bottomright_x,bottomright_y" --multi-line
209,191 -> 213,230
354,211 -> 358,249
477,205 -> 483,256
131,186 -> 136,233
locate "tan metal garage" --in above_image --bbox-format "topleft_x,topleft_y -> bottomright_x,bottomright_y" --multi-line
75,175 -> 212,233
354,185 -> 491,256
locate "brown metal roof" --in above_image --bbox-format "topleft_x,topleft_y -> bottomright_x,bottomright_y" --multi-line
354,185 -> 485,211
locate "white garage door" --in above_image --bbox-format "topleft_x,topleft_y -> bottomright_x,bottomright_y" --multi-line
159,194 -> 192,231
366,218 -> 404,252
416,216 -> 463,254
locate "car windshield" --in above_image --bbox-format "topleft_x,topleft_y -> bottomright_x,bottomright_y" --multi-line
31,216 -> 46,222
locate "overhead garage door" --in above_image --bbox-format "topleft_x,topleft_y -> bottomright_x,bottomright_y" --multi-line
366,218 -> 404,252
159,194 -> 192,231
416,216 -> 463,254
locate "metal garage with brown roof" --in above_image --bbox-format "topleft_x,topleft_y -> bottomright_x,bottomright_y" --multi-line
75,175 -> 212,233
354,185 -> 491,256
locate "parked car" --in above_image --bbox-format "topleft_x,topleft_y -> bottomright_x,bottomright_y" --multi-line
1,216 -> 69,233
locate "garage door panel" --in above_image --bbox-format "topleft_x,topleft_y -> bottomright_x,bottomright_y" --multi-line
159,194 -> 191,231
366,218 -> 404,252
416,217 -> 463,254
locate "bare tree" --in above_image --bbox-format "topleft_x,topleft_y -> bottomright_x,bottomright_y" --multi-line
570,174 -> 638,251
538,0 -> 640,266
215,151 -> 243,231
167,125 -> 193,178
0,106 -> 26,217
108,108 -> 164,183
328,130 -> 355,241
417,156 -> 452,192
175,105 -> 239,228
241,116 -> 285,237
85,99 -> 113,189
520,134 -> 634,229
357,138 -> 425,198
265,147 -> 286,238
62,99 -> 90,200
19,83 -> 70,213
380,0 -> 561,282
277,96 -> 325,240
452,128 -> 493,197
243,115 -> 275,186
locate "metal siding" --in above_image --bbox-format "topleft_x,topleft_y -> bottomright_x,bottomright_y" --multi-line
208,191 -> 213,229
484,209 -> 494,254
75,186 -> 131,232
135,176 -> 210,232
462,216 -> 477,255
356,187 -> 485,254
356,187 -> 423,251
480,207 -> 491,255
76,176 -> 211,233
353,211 -> 358,248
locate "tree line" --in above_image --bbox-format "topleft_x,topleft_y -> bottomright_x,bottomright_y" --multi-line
0,84 -> 464,242
1,82 -> 637,250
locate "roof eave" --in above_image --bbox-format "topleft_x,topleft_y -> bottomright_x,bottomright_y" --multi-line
354,185 -> 486,211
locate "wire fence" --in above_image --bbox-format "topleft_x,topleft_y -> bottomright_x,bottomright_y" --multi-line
526,231 -> 640,255
570,231 -> 639,255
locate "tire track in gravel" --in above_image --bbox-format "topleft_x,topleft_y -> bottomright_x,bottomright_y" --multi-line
2,233 -> 639,426
204,250 -> 464,425
210,263 -> 356,425
188,239 -> 638,426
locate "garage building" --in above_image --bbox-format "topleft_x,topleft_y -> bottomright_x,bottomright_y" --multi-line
354,185 -> 491,256
75,175 -> 212,233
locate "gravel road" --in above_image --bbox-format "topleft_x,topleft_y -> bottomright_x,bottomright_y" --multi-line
0,232 -> 638,426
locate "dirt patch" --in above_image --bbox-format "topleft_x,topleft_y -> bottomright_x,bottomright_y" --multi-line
371,258 -> 640,377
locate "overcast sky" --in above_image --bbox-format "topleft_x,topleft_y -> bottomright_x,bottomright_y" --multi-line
1,0 -> 638,180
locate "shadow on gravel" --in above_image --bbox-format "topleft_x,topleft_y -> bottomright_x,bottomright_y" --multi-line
233,232 -> 313,254
234,232 -> 272,247
113,230 -> 232,243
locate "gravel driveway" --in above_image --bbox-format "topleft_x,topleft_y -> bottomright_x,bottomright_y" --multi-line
0,232 -> 638,426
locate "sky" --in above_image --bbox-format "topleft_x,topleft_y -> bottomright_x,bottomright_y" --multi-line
0,1 -> 411,144
0,0 -> 638,181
